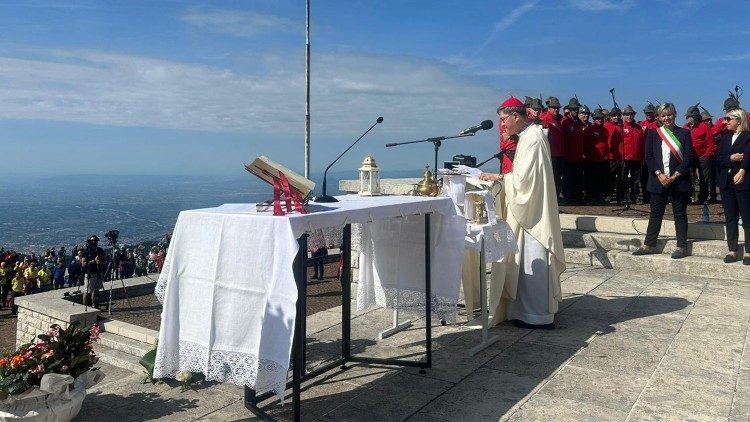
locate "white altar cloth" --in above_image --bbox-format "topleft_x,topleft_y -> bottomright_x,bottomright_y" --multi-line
153,195 -> 463,400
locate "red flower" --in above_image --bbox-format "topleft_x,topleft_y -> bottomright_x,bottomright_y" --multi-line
89,324 -> 101,341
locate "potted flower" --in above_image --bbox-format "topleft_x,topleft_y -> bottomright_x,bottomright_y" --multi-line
0,322 -> 104,421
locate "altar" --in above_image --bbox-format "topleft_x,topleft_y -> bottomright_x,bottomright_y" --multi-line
152,195 -> 466,420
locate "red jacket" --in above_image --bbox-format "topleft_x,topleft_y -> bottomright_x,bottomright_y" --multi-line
583,124 -> 609,162
604,121 -> 624,161
684,121 -> 716,159
561,116 -> 584,161
540,112 -> 565,157
639,118 -> 659,132
498,119 -> 517,174
620,121 -> 645,161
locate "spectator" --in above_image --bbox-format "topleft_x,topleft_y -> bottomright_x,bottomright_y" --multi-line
9,271 -> 24,314
0,262 -> 6,309
134,249 -> 148,277
156,247 -> 166,273
37,264 -> 51,292
23,263 -> 39,295
68,258 -> 83,287
53,259 -> 66,289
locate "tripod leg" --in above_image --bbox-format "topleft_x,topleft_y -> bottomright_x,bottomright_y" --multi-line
120,277 -> 134,309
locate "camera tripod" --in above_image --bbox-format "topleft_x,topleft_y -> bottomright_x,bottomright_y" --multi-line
101,244 -> 134,317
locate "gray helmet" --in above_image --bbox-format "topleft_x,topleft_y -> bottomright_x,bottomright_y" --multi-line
623,105 -> 636,115
685,104 -> 701,118
546,96 -> 561,108
579,105 -> 590,114
643,103 -> 656,114
724,96 -> 741,111
567,98 -> 581,109
592,109 -> 605,119
530,98 -> 543,111
610,107 -> 622,116
700,110 -> 713,120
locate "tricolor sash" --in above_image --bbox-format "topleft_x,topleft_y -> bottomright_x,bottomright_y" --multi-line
656,126 -> 683,163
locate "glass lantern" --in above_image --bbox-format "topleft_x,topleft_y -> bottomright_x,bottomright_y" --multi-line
358,155 -> 381,196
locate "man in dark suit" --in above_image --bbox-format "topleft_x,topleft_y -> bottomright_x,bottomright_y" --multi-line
633,103 -> 694,259
715,108 -> 750,264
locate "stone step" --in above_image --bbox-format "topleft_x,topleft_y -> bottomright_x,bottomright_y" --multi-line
95,343 -> 145,374
562,230 -> 736,258
559,214 -> 742,242
98,318 -> 159,345
565,247 -> 750,281
98,331 -> 153,358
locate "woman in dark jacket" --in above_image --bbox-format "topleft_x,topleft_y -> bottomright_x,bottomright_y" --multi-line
715,108 -> 750,264
632,103 -> 694,259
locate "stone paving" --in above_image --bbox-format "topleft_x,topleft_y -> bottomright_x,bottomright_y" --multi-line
77,266 -> 750,421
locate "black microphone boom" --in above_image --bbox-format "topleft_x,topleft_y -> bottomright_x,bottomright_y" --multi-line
459,120 -> 494,136
312,117 -> 384,203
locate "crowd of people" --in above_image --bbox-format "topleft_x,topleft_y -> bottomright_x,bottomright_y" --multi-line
0,234 -> 169,313
493,90 -> 750,267
498,91 -> 748,207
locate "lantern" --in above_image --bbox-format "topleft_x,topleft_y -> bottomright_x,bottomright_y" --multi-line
358,155 -> 381,196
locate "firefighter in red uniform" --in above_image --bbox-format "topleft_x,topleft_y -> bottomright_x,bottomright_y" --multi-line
541,96 -> 565,200
621,105 -> 646,204
605,107 -> 625,203
583,109 -> 610,203
562,97 -> 584,204
638,102 -> 659,203
579,105 -> 591,127
684,104 -> 717,204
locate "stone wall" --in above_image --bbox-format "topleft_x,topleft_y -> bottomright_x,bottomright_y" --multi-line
15,276 -> 157,347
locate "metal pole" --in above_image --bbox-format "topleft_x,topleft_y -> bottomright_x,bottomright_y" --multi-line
304,0 -> 311,179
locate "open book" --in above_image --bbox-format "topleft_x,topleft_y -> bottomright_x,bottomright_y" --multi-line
244,156 -> 316,200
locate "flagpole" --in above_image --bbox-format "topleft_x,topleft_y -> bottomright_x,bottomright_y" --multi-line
304,0 -> 311,179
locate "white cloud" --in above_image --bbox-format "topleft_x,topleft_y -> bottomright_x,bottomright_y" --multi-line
707,52 -> 750,62
569,0 -> 634,11
0,49 -> 502,138
479,1 -> 539,49
180,7 -> 298,37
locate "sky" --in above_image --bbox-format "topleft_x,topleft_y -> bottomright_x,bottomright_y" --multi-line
1,0 -> 749,178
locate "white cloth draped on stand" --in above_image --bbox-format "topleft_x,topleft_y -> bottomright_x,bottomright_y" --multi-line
356,213 -> 466,324
153,196 -> 463,401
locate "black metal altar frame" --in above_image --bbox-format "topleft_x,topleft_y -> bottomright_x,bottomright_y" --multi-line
244,213 -> 434,421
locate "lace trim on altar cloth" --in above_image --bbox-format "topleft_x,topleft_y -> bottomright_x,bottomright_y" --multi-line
153,339 -> 288,400
154,256 -> 171,304
360,286 -> 458,325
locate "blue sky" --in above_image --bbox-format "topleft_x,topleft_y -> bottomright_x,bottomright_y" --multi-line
1,0 -> 748,177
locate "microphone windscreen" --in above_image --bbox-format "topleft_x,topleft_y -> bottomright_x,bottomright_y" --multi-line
481,120 -> 494,130
377,116 -> 384,123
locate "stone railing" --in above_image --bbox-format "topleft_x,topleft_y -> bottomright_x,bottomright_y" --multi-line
15,276 -> 157,347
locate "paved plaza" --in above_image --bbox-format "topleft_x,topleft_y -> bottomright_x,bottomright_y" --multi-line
78,266 -> 750,421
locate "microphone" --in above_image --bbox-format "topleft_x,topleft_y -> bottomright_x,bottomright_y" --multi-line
459,120 -> 494,136
312,117 -> 384,203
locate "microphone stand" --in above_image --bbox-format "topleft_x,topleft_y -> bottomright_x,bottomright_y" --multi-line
313,117 -> 383,203
477,151 -> 504,168
386,133 -> 475,174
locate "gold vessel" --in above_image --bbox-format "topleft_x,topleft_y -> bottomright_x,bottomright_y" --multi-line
471,194 -> 486,224
414,166 -> 440,196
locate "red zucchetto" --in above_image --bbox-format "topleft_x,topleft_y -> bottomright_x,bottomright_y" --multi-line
500,97 -> 525,108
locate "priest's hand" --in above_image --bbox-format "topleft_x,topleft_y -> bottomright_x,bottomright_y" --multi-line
731,153 -> 744,163
479,173 -> 503,182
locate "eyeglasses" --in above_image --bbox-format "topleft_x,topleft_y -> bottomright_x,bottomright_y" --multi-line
499,113 -> 515,124
725,116 -> 736,121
